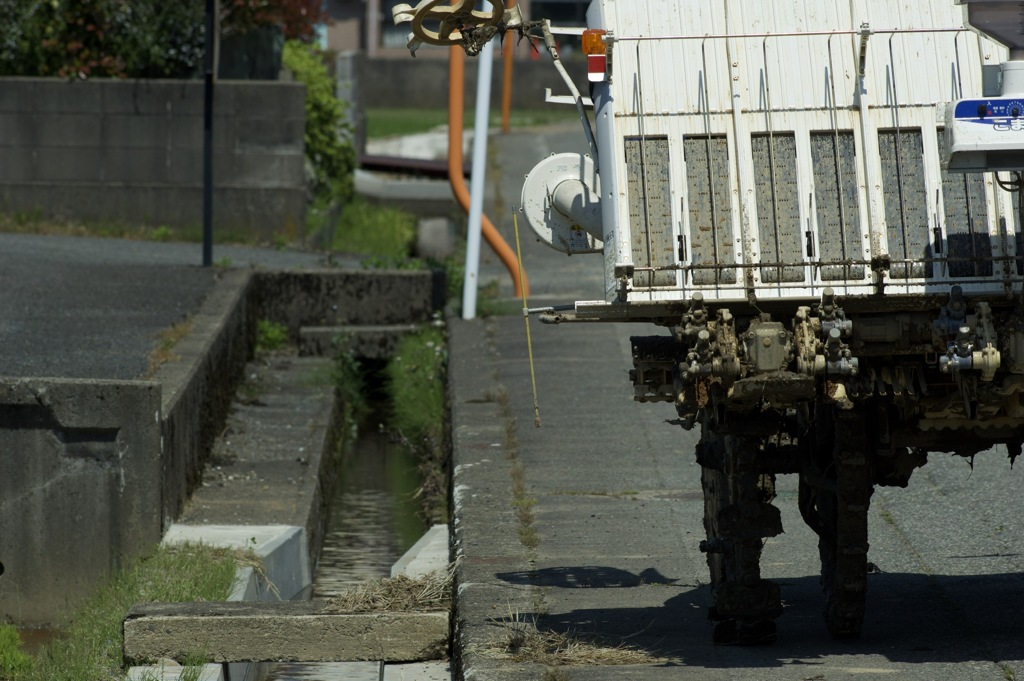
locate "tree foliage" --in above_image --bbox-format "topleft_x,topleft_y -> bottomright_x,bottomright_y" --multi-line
0,0 -> 206,78
0,0 -> 327,79
222,0 -> 329,42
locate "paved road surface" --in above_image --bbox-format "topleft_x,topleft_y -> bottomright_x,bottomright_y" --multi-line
450,121 -> 1024,680
0,233 -> 331,379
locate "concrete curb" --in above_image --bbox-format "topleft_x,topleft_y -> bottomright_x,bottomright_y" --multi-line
255,269 -> 441,333
392,524 -> 450,579
299,323 -> 421,359
177,354 -> 342,570
447,317 -> 538,681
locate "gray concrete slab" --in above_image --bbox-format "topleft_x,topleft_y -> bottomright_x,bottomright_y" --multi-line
299,324 -> 421,359
123,602 -> 447,663
178,354 -> 339,565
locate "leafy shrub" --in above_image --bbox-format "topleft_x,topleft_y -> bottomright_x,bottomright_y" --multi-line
283,39 -> 356,205
256,319 -> 290,353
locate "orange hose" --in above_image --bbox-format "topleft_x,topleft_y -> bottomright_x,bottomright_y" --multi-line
448,45 -> 529,298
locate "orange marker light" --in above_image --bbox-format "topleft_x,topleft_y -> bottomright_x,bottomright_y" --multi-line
584,29 -> 609,82
582,29 -> 608,55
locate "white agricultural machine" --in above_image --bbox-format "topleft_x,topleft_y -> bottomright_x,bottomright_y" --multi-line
395,0 -> 1024,644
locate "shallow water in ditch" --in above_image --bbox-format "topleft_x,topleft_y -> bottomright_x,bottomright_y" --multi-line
265,423 -> 427,681
15,628 -> 54,655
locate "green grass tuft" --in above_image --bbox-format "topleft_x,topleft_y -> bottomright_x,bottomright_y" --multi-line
10,543 -> 239,681
332,198 -> 417,259
385,327 -> 446,447
385,326 -> 449,522
0,625 -> 32,678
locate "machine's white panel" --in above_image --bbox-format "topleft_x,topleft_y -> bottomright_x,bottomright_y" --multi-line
585,0 -> 1017,303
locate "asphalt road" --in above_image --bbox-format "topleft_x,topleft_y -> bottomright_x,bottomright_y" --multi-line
0,233 -> 330,379
451,121 -> 1024,680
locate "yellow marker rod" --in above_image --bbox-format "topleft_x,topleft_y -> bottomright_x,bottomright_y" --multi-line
512,210 -> 542,428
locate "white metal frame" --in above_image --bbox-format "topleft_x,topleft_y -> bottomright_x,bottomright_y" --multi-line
566,1 -> 1019,305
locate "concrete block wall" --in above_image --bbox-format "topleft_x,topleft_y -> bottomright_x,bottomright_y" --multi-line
0,78 -> 307,239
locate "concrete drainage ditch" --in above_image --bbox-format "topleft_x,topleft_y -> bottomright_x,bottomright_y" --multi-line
0,267 -> 450,680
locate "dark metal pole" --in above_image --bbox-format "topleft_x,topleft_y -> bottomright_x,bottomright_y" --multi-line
202,0 -> 215,267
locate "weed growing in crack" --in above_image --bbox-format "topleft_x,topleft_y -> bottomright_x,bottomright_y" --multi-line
145,316 -> 194,377
255,319 -> 290,354
331,336 -> 368,442
485,607 -> 665,667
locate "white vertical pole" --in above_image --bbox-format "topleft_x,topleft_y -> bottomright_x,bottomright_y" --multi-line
462,39 -> 495,320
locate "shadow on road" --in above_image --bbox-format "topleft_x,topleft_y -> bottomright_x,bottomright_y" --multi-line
494,566 -> 1024,669
496,566 -> 678,589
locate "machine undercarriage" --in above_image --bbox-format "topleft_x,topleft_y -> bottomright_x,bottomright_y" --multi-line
628,288 -> 1024,642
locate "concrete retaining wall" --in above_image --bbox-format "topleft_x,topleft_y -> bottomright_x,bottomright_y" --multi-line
156,270 -> 256,525
256,270 -> 442,336
0,78 -> 306,239
0,379 -> 162,626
